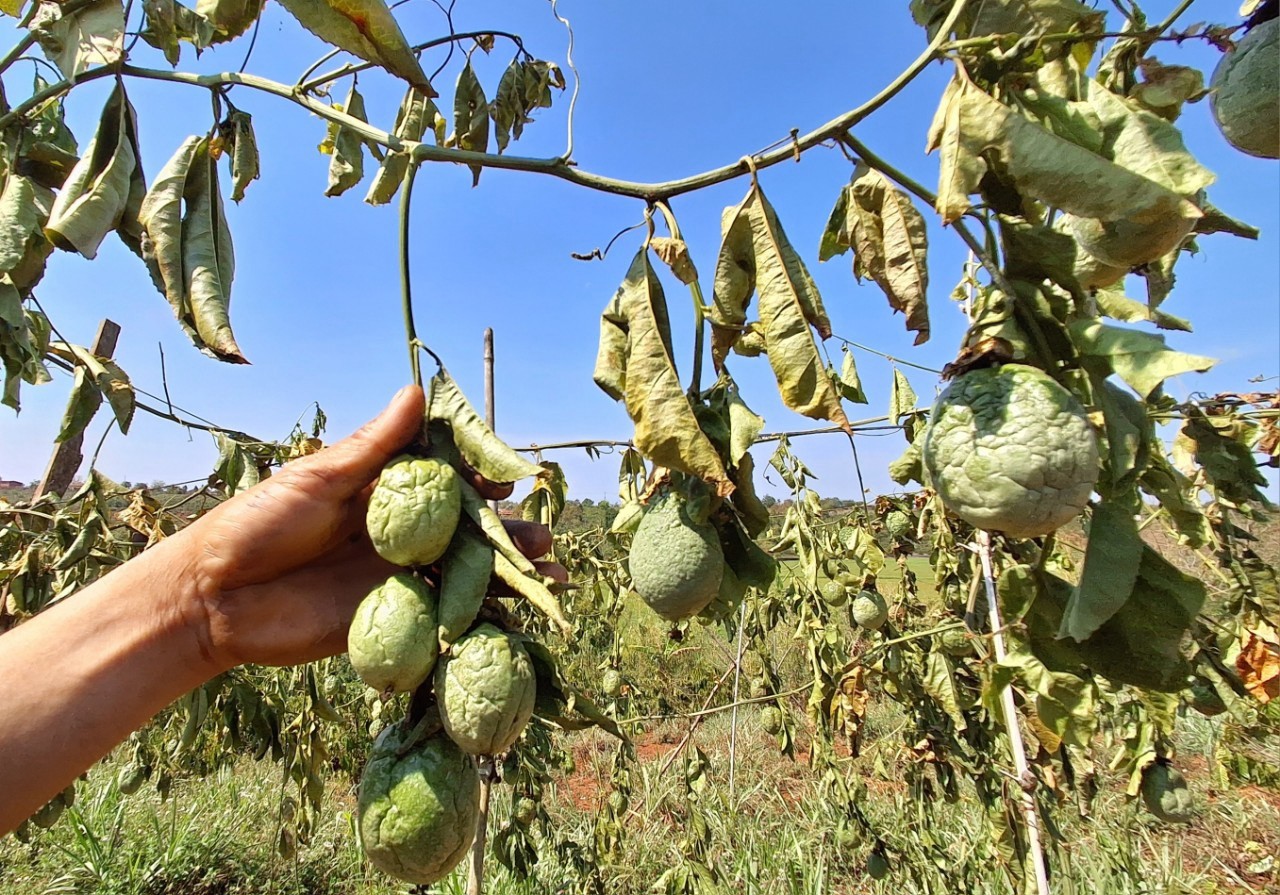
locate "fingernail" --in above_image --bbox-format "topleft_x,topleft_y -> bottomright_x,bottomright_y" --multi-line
393,385 -> 413,401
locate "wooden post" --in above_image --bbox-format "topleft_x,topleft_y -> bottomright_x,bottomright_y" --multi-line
33,319 -> 121,501
483,328 -> 497,512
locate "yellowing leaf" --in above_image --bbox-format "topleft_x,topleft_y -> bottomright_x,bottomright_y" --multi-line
650,236 -> 698,285
366,86 -> 438,206
28,0 -> 124,80
195,0 -> 262,43
593,248 -> 732,496
141,0 -> 215,65
324,83 -> 368,197
931,77 -> 1202,228
45,83 -> 140,260
1237,629 -> 1280,704
712,183 -> 850,431
450,62 -> 489,186
1069,319 -> 1214,399
273,0 -> 431,90
225,111 -> 259,203
139,136 -> 246,363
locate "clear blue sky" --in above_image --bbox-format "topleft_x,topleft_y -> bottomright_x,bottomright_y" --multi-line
2,1 -> 1277,502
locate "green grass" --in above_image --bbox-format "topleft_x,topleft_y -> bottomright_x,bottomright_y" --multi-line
4,701 -> 1277,895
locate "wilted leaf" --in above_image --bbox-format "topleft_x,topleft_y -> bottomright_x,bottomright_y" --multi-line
1070,319 -> 1214,398
56,366 -> 101,443
0,175 -> 55,286
839,162 -> 930,344
922,651 -> 967,731
1059,500 -> 1142,642
995,643 -> 1098,749
1012,547 -> 1205,691
930,78 -> 1202,228
888,368 -> 917,427
139,136 -> 245,362
366,87 -> 437,206
521,462 -> 567,527
141,0 -> 214,65
324,84 -> 367,197
29,0 -> 124,80
1131,59 -> 1205,121
1094,378 -> 1151,493
650,237 -> 698,285
1238,629 -> 1280,703
728,451 -> 770,538
835,347 -> 868,404
225,111 -> 259,202
719,513 -> 776,589
426,369 -> 544,483
437,527 -> 493,649
195,0 -> 261,42
45,83 -> 140,260
1094,286 -> 1191,332
273,0 -> 430,90
968,0 -> 1099,38
888,442 -> 923,486
1082,80 -> 1215,197
593,248 -> 732,495
711,183 -> 849,430
1139,451 -> 1209,547
450,62 -> 489,186
1176,405 -> 1271,507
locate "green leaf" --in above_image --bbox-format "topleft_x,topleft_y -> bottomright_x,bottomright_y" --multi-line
140,0 -> 215,65
0,0 -> 27,17
365,87 -> 437,206
273,0 -> 431,90
225,111 -> 259,203
45,83 -> 139,260
1139,451 -> 1209,548
968,0 -> 1099,38
451,62 -> 489,187
818,184 -> 849,262
437,526 -> 494,649
28,0 -> 124,80
1093,286 -> 1191,332
426,369 -> 544,484
592,248 -> 732,496
709,193 -> 756,366
931,78 -> 1202,228
489,59 -> 527,154
996,642 -> 1098,750
887,442 -> 923,486
728,451 -> 770,538
718,514 -> 776,590
1093,378 -> 1151,493
48,342 -> 134,435
1013,548 -> 1205,691
1082,80 -> 1215,198
1176,405 -> 1271,507
194,0 -> 262,43
213,431 -> 260,496
844,162 -> 930,345
922,651 -> 967,731
323,84 -> 367,198
1059,500 -> 1143,642
1069,319 -> 1214,399
0,175 -> 54,286
56,366 -> 102,443
719,384 -> 763,465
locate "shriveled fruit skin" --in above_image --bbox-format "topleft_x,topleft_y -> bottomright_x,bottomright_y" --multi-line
628,491 -> 724,620
348,574 -> 439,693
1140,761 -> 1193,823
938,627 -> 976,658
1211,17 -> 1279,159
357,724 -> 480,884
436,624 -> 536,755
851,590 -> 888,630
367,455 -> 461,567
921,365 -> 1099,538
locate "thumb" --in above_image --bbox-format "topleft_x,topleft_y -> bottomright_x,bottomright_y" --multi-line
309,385 -> 425,495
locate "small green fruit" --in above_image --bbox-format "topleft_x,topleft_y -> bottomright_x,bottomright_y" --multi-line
851,590 -> 889,630
628,491 -> 723,621
436,624 -> 537,755
348,574 -> 439,693
1140,761 -> 1193,823
868,849 -> 890,880
514,797 -> 538,827
938,628 -> 975,658
602,668 -> 624,698
1187,676 -> 1228,717
820,579 -> 849,607
357,724 -> 480,884
366,455 -> 461,567
760,705 -> 783,735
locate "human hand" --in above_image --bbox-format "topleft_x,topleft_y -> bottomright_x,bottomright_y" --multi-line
178,385 -> 562,671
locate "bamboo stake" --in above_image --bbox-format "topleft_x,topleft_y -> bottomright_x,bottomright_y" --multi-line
976,530 -> 1051,895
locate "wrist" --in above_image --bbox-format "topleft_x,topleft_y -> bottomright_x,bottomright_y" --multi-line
139,524 -> 237,678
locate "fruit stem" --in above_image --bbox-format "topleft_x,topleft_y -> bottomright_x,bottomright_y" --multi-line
467,756 -> 496,895
400,159 -> 423,389
976,530 -> 1052,895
